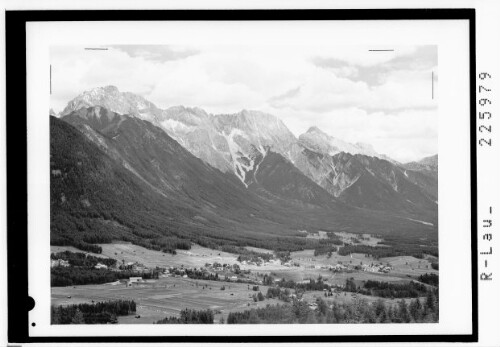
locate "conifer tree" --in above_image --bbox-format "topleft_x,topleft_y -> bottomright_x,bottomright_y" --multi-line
71,309 -> 85,324
397,299 -> 411,323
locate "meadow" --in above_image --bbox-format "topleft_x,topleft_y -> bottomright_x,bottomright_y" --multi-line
52,276 -> 279,324
51,240 -> 438,324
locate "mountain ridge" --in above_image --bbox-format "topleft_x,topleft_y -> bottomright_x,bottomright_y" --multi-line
59,87 -> 438,223
54,109 -> 436,255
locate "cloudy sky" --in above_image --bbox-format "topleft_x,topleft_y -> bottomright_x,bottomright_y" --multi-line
51,44 -> 437,163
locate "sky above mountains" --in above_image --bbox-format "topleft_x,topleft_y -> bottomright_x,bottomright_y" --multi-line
50,44 -> 437,162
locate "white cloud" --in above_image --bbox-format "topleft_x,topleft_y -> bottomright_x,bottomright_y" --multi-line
50,44 -> 438,162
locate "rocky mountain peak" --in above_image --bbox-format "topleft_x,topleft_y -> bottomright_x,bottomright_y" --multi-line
102,85 -> 120,93
61,86 -> 162,125
306,126 -> 323,134
299,127 -> 381,159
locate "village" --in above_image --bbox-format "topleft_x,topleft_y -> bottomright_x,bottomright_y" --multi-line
50,240 -> 439,324
51,248 -> 395,291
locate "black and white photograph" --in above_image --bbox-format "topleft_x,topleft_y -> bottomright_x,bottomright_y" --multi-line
48,43 -> 439,325
6,8 -> 495,344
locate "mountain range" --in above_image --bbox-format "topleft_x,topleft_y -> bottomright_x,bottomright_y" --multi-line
51,86 -> 438,252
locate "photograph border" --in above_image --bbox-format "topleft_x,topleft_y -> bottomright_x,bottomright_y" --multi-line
6,8 -> 477,343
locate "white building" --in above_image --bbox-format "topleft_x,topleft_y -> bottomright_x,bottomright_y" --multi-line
51,259 -> 70,268
127,277 -> 143,286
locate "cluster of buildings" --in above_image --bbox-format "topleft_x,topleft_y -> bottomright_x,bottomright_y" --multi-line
280,261 -> 300,267
360,263 -> 393,273
325,262 -> 393,274
204,262 -> 241,272
125,277 -> 144,286
239,258 -> 268,266
50,259 -> 70,268
120,261 -> 151,273
320,264 -> 350,272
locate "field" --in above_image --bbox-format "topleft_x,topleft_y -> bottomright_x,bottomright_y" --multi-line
51,243 -> 289,271
52,276 -> 279,324
52,273 -> 424,325
51,242 -> 436,284
284,249 -> 437,283
51,241 -> 438,323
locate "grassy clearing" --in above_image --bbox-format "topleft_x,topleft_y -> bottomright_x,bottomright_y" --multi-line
51,276 -> 275,324
52,242 -> 290,272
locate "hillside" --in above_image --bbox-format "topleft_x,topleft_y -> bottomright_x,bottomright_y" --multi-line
51,111 -> 437,254
403,154 -> 438,180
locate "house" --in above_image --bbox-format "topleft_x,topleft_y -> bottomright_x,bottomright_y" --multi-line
229,276 -> 238,282
127,277 -> 143,286
51,259 -> 70,268
94,263 -> 108,270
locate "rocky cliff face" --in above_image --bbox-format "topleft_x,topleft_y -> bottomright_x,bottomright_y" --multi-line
299,126 -> 379,157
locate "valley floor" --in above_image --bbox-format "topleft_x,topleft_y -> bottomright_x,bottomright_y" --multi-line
51,242 -> 438,324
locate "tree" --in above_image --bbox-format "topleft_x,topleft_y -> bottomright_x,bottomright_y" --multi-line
257,292 -> 265,301
397,300 -> 410,323
373,298 -> 386,319
425,290 -> 435,312
409,298 -> 422,322
363,307 -> 376,323
248,309 -> 259,324
293,301 -> 311,323
316,297 -> 328,316
71,309 -> 85,324
51,306 -> 61,324
305,311 -> 317,324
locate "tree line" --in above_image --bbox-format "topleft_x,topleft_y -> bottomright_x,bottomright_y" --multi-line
51,251 -> 117,267
227,293 -> 438,324
51,266 -> 156,287
51,300 -> 136,324
155,309 -> 214,324
337,244 -> 438,259
418,273 -> 439,287
345,278 -> 428,298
